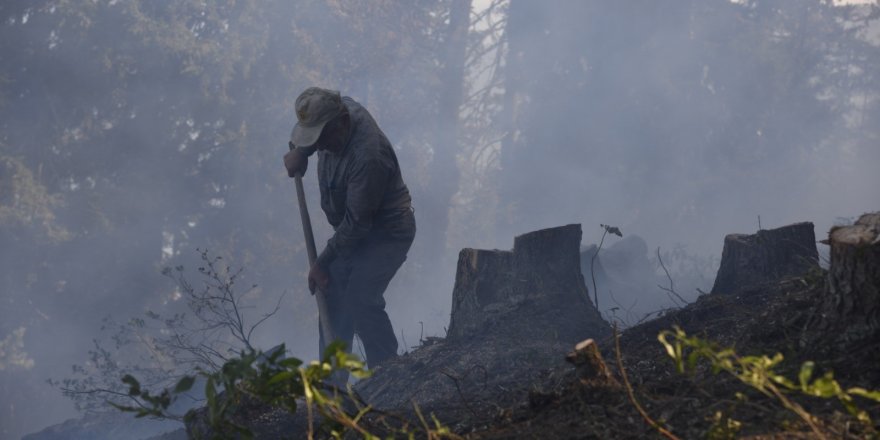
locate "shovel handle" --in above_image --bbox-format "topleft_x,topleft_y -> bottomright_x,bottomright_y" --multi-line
291,167 -> 336,346
294,173 -> 318,265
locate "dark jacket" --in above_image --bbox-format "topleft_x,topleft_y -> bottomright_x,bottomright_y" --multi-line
297,97 -> 414,269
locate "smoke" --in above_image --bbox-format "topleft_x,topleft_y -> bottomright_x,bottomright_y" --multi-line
1,1 -> 878,438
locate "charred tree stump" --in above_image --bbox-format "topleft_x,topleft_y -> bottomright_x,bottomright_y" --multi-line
803,212 -> 880,348
711,222 -> 819,294
447,224 -> 610,343
566,339 -> 619,388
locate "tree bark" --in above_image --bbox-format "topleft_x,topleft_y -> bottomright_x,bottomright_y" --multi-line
711,222 -> 819,294
448,224 -> 609,343
803,212 -> 880,348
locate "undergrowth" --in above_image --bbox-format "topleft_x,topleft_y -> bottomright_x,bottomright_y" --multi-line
115,341 -> 459,439
657,326 -> 880,439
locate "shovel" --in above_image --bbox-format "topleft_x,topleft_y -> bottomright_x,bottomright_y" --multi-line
293,170 -> 336,348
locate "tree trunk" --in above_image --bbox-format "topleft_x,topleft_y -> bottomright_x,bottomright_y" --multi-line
420,0 -> 471,258
448,224 -> 609,343
803,212 -> 880,348
711,222 -> 819,294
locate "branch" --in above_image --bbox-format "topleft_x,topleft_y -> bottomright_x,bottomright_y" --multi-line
590,229 -> 608,310
613,325 -> 680,440
656,247 -> 688,307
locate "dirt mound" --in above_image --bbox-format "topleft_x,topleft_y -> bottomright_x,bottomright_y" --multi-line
357,224 -> 610,413
449,218 -> 879,439
182,220 -> 880,438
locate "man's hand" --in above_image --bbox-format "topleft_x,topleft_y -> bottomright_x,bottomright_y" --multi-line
308,264 -> 329,294
284,148 -> 308,177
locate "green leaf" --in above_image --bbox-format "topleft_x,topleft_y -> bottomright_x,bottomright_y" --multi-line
770,374 -> 796,389
806,375 -> 839,398
657,332 -> 676,359
849,387 -> 880,402
174,376 -> 196,393
205,377 -> 217,416
121,374 -> 141,396
279,358 -> 303,368
686,350 -> 701,372
322,340 -> 348,363
109,402 -> 138,413
798,361 -> 814,389
267,371 -> 295,385
351,369 -> 373,379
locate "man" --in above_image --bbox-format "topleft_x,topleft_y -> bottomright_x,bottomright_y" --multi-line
284,87 -> 415,368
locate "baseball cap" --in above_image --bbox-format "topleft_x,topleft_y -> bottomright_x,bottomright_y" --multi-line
289,87 -> 344,147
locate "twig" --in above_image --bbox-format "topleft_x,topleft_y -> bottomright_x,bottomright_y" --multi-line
246,289 -> 286,342
440,369 -> 479,419
590,229 -> 608,310
656,247 -> 688,306
613,325 -> 681,440
605,288 -> 637,328
764,375 -> 827,438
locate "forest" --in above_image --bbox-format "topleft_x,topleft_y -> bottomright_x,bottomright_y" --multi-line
1,1 -> 878,439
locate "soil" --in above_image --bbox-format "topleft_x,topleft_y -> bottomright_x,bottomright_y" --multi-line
357,275 -> 880,439
182,273 -> 880,439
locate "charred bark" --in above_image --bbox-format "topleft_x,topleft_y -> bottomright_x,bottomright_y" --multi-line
803,212 -> 880,349
447,224 -> 610,343
711,222 -> 819,294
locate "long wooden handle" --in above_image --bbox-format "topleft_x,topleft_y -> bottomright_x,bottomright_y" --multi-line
294,174 -> 318,264
294,172 -> 336,347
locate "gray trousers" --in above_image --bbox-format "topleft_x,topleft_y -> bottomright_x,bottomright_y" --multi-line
318,226 -> 414,369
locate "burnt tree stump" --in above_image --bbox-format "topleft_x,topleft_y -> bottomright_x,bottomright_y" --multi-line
447,224 -> 610,343
803,212 -> 880,348
711,222 -> 819,294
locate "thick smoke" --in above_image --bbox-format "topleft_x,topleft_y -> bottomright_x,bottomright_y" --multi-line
1,1 -> 877,438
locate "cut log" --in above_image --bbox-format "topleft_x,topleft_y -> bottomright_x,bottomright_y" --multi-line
803,212 -> 880,348
711,222 -> 819,294
447,224 -> 610,343
565,339 -> 619,388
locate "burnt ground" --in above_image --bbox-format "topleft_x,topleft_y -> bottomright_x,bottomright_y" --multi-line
178,272 -> 880,439
353,275 -> 880,439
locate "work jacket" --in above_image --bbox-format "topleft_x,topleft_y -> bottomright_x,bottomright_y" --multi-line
296,97 -> 414,269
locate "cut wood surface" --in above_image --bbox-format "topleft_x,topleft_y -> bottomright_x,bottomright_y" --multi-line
566,339 -> 619,388
804,212 -> 880,348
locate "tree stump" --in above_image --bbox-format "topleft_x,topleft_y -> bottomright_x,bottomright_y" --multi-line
803,212 -> 880,348
447,224 -> 610,343
565,339 -> 619,388
711,222 -> 819,294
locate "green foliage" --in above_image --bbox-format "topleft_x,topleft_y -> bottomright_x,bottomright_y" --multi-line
706,410 -> 742,440
115,342 -> 458,439
113,342 -> 357,437
658,326 -> 880,436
